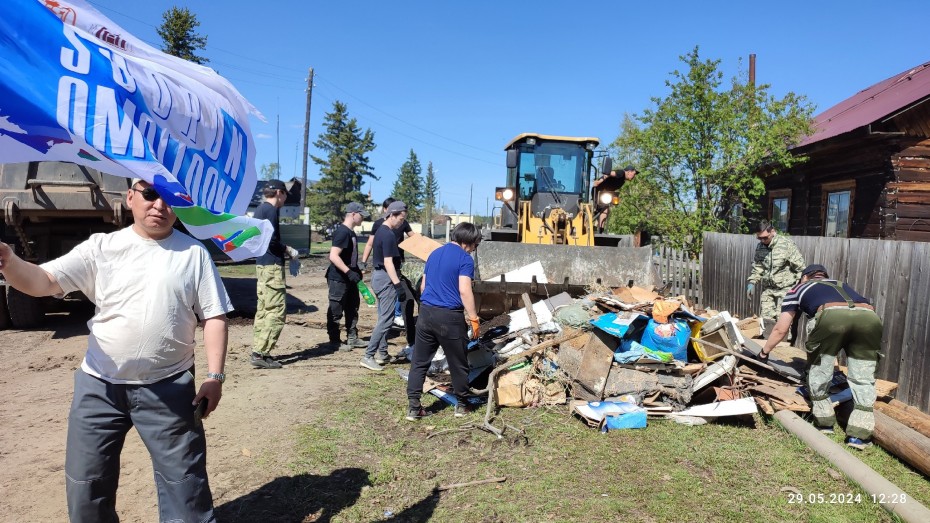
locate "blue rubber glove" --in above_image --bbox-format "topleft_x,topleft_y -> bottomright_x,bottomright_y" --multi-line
746,283 -> 755,300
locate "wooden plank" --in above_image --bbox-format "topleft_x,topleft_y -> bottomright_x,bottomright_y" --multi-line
571,328 -> 616,401
901,243 -> 930,412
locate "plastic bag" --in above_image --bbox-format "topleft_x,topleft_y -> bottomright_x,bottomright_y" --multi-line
639,318 -> 691,362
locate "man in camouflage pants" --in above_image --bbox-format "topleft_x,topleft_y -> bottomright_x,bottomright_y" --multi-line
746,222 -> 805,329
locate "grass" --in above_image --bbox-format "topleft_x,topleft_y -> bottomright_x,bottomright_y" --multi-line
277,370 -> 930,522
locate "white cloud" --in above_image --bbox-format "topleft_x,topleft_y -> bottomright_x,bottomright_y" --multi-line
256,133 -> 273,139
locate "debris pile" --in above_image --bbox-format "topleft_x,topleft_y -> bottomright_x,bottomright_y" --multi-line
407,260 -> 905,444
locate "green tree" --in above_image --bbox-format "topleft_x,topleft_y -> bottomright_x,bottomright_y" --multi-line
259,162 -> 281,181
309,101 -> 376,227
613,46 -> 814,255
391,149 -> 424,221
422,161 -> 439,235
156,7 -> 209,65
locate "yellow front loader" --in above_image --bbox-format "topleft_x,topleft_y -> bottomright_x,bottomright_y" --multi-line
474,133 -> 655,318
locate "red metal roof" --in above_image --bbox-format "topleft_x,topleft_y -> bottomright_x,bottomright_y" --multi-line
797,61 -> 930,147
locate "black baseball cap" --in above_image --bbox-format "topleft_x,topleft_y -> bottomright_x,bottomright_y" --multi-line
622,165 -> 638,174
802,264 -> 829,277
265,179 -> 287,192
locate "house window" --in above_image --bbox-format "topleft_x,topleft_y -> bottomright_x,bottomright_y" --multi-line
768,189 -> 791,232
825,190 -> 851,237
771,198 -> 789,231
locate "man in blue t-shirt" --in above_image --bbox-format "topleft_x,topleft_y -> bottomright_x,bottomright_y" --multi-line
326,202 -> 370,350
405,222 -> 482,420
360,201 -> 409,371
761,264 -> 882,450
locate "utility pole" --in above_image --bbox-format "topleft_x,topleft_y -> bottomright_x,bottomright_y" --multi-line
276,113 -> 280,174
300,67 -> 314,213
468,184 -> 473,221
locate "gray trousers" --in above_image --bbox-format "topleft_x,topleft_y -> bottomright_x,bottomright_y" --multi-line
66,368 -> 214,523
365,269 -> 397,358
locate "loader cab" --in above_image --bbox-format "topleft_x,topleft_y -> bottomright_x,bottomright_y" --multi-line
497,134 -> 598,231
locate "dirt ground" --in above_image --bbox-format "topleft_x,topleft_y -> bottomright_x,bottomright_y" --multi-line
0,256 -> 393,522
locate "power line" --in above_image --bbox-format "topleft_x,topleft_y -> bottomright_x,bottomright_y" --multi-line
315,74 -> 499,157
313,90 -> 499,167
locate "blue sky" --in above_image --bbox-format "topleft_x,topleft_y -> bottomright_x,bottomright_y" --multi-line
87,0 -> 930,215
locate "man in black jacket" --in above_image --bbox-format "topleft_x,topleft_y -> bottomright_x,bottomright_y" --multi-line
326,202 -> 370,350
251,180 -> 297,369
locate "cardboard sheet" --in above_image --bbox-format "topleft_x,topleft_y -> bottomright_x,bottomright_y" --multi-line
399,234 -> 443,262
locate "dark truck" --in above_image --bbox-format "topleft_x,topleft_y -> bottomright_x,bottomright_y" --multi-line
0,161 -> 130,329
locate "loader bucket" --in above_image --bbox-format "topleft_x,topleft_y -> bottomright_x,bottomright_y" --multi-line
472,241 -> 657,319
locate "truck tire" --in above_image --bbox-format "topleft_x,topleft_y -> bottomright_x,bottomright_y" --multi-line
6,287 -> 44,329
0,287 -> 11,330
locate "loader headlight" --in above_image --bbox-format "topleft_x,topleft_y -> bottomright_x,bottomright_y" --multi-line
496,187 -> 516,202
599,191 -> 615,205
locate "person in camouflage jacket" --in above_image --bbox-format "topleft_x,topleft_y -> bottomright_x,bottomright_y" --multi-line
746,222 -> 806,323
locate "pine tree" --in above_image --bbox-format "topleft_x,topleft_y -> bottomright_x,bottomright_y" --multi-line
309,101 -> 376,227
422,161 -> 439,236
391,149 -> 424,221
156,7 -> 209,65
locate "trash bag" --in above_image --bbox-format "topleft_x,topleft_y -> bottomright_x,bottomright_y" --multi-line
639,318 -> 691,362
554,303 -> 590,328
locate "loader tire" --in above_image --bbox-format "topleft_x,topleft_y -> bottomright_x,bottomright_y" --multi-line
0,287 -> 11,330
7,287 -> 44,329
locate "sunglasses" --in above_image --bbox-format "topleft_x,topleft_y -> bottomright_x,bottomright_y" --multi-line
131,186 -> 162,202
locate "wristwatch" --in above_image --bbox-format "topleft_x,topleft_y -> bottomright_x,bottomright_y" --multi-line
207,372 -> 226,383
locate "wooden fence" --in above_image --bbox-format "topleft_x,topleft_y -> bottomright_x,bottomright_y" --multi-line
702,232 -> 930,413
652,245 -> 702,306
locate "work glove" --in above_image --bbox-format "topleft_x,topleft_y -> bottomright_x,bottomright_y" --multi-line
346,270 -> 362,284
467,317 -> 481,340
358,261 -> 368,272
286,246 -> 299,259
288,259 -> 301,277
394,282 -> 407,302
746,283 -> 755,300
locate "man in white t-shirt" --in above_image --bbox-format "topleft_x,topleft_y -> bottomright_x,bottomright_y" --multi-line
0,177 -> 232,522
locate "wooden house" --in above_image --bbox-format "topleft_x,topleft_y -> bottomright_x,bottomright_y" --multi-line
762,62 -> 930,242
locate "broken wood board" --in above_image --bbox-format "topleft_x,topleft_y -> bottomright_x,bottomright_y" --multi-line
749,383 -> 807,407
736,316 -> 762,339
570,329 -> 616,401
755,397 -> 775,415
741,338 -> 805,381
399,233 -> 442,262
611,285 -> 659,304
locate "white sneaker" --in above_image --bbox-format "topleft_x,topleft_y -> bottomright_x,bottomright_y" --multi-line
392,316 -> 405,328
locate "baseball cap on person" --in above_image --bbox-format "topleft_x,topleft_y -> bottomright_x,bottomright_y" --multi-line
130,177 -> 145,187
622,165 -> 638,174
345,202 -> 370,217
386,200 -> 407,214
802,264 -> 829,278
264,179 -> 287,192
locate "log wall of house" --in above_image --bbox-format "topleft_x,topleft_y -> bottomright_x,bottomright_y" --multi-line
765,135 -> 905,239
890,140 -> 930,242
